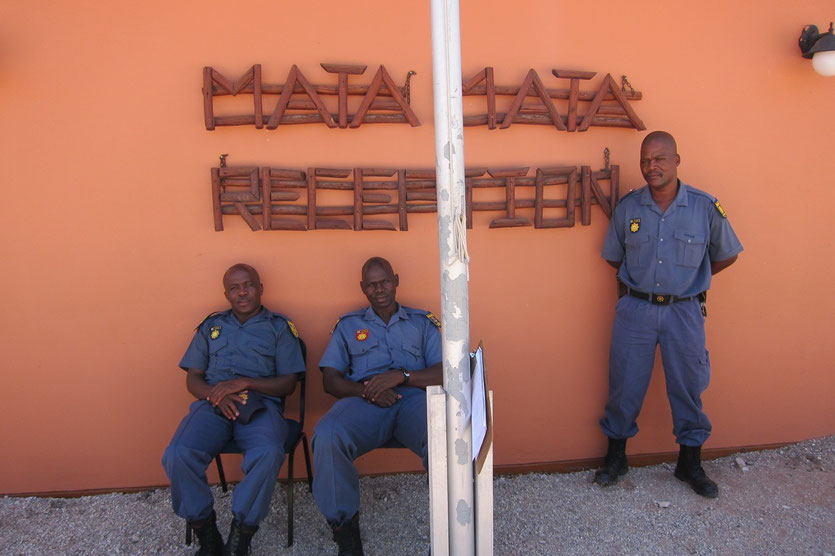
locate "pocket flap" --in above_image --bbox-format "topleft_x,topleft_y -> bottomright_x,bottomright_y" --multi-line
348,338 -> 379,355
673,231 -> 706,245
403,343 -> 422,357
208,336 -> 228,353
251,342 -> 275,356
625,234 -> 649,246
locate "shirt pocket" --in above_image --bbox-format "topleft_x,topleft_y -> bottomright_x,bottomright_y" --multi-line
674,231 -> 706,268
393,342 -> 425,371
207,336 -> 229,369
624,234 -> 651,270
249,342 -> 276,377
347,338 -> 386,376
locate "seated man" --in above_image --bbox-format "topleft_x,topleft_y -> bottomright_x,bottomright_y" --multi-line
162,263 -> 305,555
313,256 -> 442,555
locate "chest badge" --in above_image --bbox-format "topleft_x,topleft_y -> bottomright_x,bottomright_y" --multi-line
714,200 -> 727,218
287,321 -> 299,338
210,325 -> 221,340
356,329 -> 369,341
629,218 -> 641,233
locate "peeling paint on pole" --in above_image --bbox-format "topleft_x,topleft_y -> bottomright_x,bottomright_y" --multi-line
431,0 -> 475,552
456,499 -> 472,525
445,262 -> 467,281
455,438 -> 470,464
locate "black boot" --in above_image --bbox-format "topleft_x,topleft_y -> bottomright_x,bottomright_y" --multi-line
222,519 -> 258,556
189,511 -> 223,556
674,444 -> 719,498
593,437 -> 628,486
331,513 -> 364,556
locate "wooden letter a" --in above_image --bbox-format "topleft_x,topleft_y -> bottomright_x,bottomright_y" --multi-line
267,65 -> 336,129
501,69 -> 566,130
578,73 -> 645,132
350,65 -> 420,128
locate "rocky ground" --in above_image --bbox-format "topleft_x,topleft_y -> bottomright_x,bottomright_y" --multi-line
1,436 -> 833,555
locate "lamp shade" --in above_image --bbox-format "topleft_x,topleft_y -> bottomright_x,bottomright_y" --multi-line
800,23 -> 835,75
812,50 -> 835,76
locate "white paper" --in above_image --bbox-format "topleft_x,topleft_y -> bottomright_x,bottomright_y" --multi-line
471,346 -> 487,461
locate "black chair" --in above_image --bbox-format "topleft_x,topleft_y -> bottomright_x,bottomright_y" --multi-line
185,341 -> 313,548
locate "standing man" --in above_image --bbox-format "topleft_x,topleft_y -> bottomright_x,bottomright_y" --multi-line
313,257 -> 442,555
162,264 -> 306,555
594,131 -> 743,498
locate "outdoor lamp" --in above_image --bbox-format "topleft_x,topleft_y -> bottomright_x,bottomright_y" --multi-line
799,22 -> 835,76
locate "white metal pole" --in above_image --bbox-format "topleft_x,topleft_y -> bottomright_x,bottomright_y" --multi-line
430,0 -> 474,554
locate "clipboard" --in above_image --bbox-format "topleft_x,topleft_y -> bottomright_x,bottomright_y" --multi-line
470,340 -> 493,474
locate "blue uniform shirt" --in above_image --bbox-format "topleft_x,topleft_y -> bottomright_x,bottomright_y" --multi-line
602,182 -> 743,297
319,304 -> 442,383
179,307 -> 306,400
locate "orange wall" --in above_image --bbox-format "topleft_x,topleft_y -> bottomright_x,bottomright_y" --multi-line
1,1 -> 833,494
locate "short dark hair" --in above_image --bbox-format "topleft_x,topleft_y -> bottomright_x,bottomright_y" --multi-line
223,263 -> 261,289
361,257 -> 394,279
642,131 -> 677,153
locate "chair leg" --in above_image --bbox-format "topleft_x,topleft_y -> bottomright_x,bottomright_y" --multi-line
215,454 -> 228,493
185,521 -> 192,546
302,434 -> 313,493
287,447 -> 295,547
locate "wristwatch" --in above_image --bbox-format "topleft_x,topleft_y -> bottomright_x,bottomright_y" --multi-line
399,368 -> 411,385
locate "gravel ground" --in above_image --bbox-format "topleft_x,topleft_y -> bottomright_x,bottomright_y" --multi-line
1,436 -> 833,555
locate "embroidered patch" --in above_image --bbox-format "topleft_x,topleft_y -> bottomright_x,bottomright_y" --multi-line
629,218 -> 641,233
426,312 -> 442,328
209,325 -> 221,340
714,200 -> 727,218
356,329 -> 369,341
287,321 -> 299,338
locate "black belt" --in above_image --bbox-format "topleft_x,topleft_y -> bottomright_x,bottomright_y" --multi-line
625,287 -> 699,306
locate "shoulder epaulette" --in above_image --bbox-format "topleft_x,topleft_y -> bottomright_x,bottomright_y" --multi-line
682,186 -> 727,218
265,310 -> 300,338
400,306 -> 442,328
195,311 -> 222,331
340,308 -> 366,318
619,188 -> 643,202
611,188 -> 641,211
331,309 -> 365,335
425,312 -> 442,328
684,185 -> 716,203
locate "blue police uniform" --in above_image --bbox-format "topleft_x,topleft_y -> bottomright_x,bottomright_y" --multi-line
312,304 -> 442,524
600,182 -> 742,446
161,307 -> 305,527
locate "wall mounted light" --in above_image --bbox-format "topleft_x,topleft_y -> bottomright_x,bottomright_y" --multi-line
799,22 -> 835,76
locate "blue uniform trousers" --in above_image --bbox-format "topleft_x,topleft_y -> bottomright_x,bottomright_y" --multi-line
600,295 -> 712,446
312,387 -> 427,524
161,399 -> 288,527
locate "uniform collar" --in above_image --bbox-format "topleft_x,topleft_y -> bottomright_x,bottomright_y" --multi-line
363,303 -> 406,326
639,180 -> 689,212
674,181 -> 689,207
224,306 -> 268,326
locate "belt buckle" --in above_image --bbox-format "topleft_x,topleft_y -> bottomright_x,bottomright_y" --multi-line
654,294 -> 670,306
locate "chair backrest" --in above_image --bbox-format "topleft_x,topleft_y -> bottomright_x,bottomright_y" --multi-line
296,337 -> 307,429
279,337 -> 307,427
